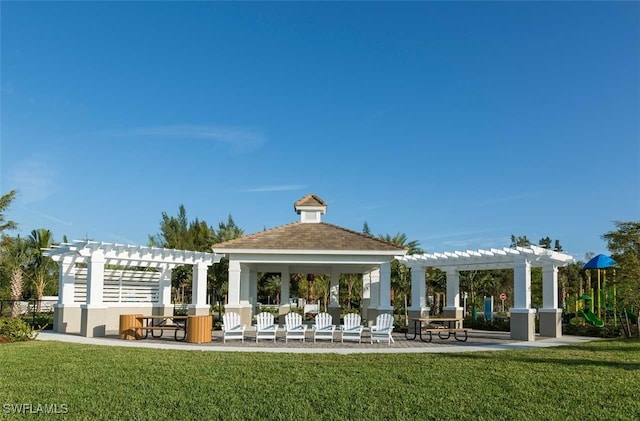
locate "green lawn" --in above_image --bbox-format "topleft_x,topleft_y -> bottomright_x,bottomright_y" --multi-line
1,339 -> 639,420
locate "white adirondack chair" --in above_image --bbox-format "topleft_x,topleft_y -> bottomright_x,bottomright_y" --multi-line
313,312 -> 335,342
222,312 -> 246,343
340,313 -> 363,343
370,313 -> 395,345
255,312 -> 278,343
284,312 -> 307,343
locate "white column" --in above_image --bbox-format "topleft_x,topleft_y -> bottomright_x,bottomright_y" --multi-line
408,266 -> 427,310
227,260 -> 241,305
239,263 -> 251,305
361,271 -> 371,321
513,259 -> 532,309
379,262 -> 392,310
59,256 -> 76,305
280,267 -> 290,306
86,251 -> 105,305
445,268 -> 460,309
249,269 -> 257,306
329,267 -> 340,308
369,268 -> 380,309
158,268 -> 173,306
542,266 -> 558,309
191,262 -> 208,306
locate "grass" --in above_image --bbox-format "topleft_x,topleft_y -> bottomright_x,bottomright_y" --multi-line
1,339 -> 639,420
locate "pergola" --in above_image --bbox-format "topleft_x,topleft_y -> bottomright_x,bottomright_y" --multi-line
44,240 -> 221,337
398,246 -> 574,341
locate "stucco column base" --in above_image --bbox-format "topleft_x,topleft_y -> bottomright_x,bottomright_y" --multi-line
510,308 -> 536,341
407,307 -> 430,333
366,307 -> 393,327
53,304 -> 81,334
443,307 -> 463,328
153,305 -> 174,317
328,306 -> 341,325
539,308 -> 562,338
278,304 -> 291,326
226,305 -> 253,326
188,304 -> 210,316
80,305 -> 108,338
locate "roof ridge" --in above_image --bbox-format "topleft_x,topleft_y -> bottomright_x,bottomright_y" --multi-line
212,221 -> 302,247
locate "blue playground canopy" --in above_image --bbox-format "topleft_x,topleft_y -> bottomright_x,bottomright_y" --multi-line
583,254 -> 617,270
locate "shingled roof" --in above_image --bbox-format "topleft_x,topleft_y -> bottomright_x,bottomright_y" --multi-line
294,194 -> 327,208
212,221 -> 406,252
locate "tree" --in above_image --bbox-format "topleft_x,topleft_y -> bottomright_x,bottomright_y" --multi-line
602,221 -> 640,334
0,236 -> 29,316
26,229 -> 56,309
362,222 -> 372,236
510,235 -> 531,247
0,190 -> 18,234
378,233 -> 423,255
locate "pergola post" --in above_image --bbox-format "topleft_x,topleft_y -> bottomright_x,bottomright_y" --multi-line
249,268 -> 258,317
155,267 -> 173,317
539,265 -> 562,338
189,262 -> 209,316
510,258 -> 536,341
328,267 -> 341,323
407,266 -> 429,333
443,267 -> 463,324
54,256 -> 80,333
81,250 -> 107,337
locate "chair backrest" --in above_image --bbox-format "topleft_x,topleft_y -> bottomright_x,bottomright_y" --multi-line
315,312 -> 333,329
256,312 -> 275,329
223,312 -> 241,330
343,313 -> 361,329
376,313 -> 394,329
285,312 -> 303,329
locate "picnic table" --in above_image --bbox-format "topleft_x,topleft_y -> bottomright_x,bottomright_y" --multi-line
405,317 -> 469,343
136,315 -> 188,341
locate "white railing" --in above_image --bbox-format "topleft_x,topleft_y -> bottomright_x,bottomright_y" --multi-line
74,268 -> 160,304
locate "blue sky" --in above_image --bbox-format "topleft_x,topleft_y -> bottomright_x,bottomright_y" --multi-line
1,2 -> 638,261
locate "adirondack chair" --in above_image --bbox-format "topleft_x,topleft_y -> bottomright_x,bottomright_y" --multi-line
340,313 -> 364,343
370,313 -> 395,345
255,312 -> 278,343
222,312 -> 246,343
312,312 -> 335,342
284,312 -> 307,343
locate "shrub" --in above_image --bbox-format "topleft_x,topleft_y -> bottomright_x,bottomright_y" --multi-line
0,317 -> 39,343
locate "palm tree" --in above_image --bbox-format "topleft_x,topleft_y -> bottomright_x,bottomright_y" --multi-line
27,229 -> 56,310
0,190 -> 18,234
378,232 -> 423,325
1,236 -> 29,317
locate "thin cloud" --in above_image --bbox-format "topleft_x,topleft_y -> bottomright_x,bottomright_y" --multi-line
244,184 -> 307,192
9,156 -> 58,204
476,193 -> 537,207
28,209 -> 72,226
115,125 -> 265,153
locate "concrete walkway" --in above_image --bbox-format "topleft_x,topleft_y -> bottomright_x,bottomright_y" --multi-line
37,330 -> 596,354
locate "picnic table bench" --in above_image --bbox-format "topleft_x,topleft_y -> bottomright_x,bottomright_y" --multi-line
406,317 -> 470,343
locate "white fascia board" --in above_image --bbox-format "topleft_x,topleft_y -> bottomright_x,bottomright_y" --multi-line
226,252 -> 396,265
213,248 -> 405,257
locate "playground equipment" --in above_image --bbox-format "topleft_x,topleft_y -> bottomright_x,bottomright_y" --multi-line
576,294 -> 604,327
579,254 -> 617,327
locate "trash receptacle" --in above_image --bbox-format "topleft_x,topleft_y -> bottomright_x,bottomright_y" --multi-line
119,314 -> 143,340
187,315 -> 212,344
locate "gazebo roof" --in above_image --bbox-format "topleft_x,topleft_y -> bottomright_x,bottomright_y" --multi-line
212,221 -> 406,255
398,245 -> 574,270
294,194 -> 327,208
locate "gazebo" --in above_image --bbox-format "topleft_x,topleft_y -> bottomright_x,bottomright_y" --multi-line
43,241 -> 221,337
211,195 -> 408,326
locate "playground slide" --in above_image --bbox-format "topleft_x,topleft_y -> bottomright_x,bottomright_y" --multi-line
578,309 -> 604,328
